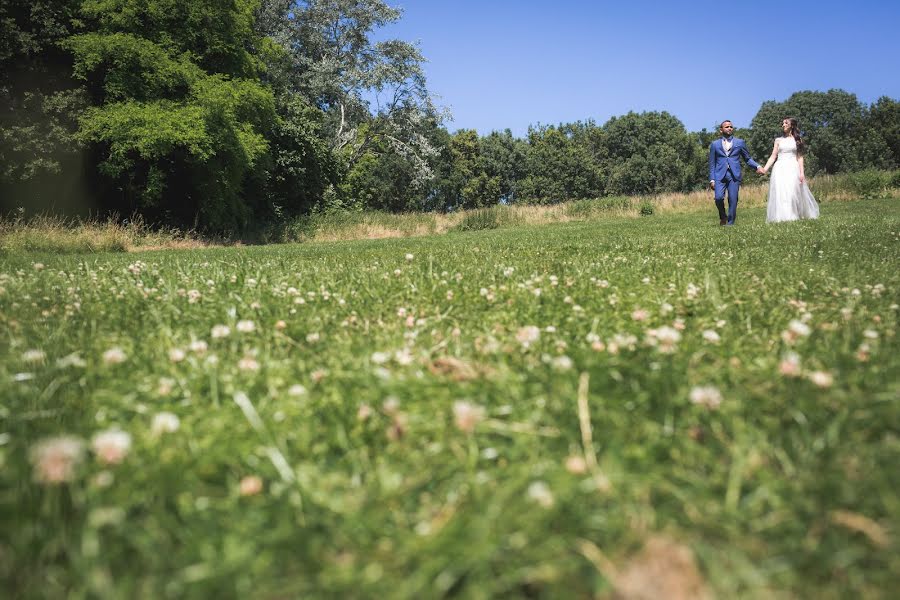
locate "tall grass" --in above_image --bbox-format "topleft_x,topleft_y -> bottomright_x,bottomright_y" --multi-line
0,215 -> 206,254
3,170 -> 898,252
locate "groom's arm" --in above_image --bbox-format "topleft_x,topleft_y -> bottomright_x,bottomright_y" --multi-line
738,141 -> 760,170
708,143 -> 716,184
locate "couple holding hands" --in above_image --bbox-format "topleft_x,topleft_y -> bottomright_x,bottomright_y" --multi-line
709,118 -> 819,225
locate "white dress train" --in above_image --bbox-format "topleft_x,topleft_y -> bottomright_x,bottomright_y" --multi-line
766,136 -> 820,223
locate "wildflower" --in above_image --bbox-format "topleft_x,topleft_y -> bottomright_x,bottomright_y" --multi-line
405,253 -> 414,261
782,319 -> 811,344
33,262 -> 45,271
808,371 -> 834,388
565,455 -> 588,475
452,401 -> 485,434
22,349 -> 46,364
653,326 -> 681,353
552,355 -> 573,371
238,356 -> 260,371
151,412 -> 180,436
527,481 -> 554,508
382,397 -> 401,416
689,386 -> 723,409
357,404 -> 373,421
778,352 -> 802,377
394,348 -> 413,366
30,436 -> 85,484
288,384 -> 307,396
702,330 -> 721,344
211,325 -> 231,339
91,429 -> 132,465
660,302 -> 674,315
56,353 -> 86,368
102,347 -> 127,365
168,348 -> 186,363
239,475 -> 263,496
516,326 -> 541,347
631,309 -> 649,322
863,329 -> 879,340
856,343 -> 871,362
236,320 -> 255,333
189,340 -> 208,354
306,332 -> 320,343
371,351 -> 389,365
275,320 -> 287,331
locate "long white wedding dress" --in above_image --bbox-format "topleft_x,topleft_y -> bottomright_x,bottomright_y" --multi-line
766,136 -> 820,223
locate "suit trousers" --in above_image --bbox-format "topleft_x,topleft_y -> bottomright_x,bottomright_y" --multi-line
714,172 -> 741,224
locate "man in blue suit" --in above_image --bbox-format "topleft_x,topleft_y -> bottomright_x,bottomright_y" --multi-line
708,120 -> 764,226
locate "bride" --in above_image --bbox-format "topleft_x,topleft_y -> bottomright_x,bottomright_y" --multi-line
761,118 -> 820,223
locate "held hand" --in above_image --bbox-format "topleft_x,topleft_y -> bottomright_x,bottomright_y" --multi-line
709,180 -> 715,191
799,174 -> 805,184
756,167 -> 765,175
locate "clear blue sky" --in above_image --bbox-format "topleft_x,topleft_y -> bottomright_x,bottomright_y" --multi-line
377,0 -> 900,135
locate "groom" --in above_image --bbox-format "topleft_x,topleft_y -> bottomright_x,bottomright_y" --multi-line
708,120 -> 764,226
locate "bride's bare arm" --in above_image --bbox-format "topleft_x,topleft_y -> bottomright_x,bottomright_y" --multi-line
798,155 -> 805,183
762,140 -> 779,174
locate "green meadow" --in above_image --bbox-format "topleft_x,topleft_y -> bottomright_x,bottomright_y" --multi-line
2,200 -> 898,598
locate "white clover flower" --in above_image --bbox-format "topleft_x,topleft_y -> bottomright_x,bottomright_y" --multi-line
22,349 -> 46,364
516,326 -> 541,347
168,348 -> 186,363
211,325 -> 231,339
452,401 -> 485,434
306,332 -> 320,343
288,384 -> 307,396
371,351 -> 390,365
552,355 -> 573,371
189,340 -> 208,354
702,330 -> 721,344
238,356 -> 260,371
565,455 -> 588,475
631,309 -> 649,322
527,481 -> 555,508
239,475 -> 263,496
808,370 -> 834,388
91,429 -> 132,465
405,253 -> 414,261
236,320 -> 255,333
779,352 -> 802,377
151,412 -> 180,436
689,386 -> 723,409
102,347 -> 127,365
653,326 -> 681,353
30,436 -> 85,484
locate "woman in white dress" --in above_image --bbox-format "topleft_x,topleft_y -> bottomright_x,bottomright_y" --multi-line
761,118 -> 820,223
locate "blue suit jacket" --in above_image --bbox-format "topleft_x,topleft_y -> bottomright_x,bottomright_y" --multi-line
708,138 -> 759,182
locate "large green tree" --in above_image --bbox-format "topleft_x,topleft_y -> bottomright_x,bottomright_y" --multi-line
63,0 -> 279,231
0,0 -> 89,214
748,89 -> 893,175
517,123 -> 604,203
599,111 -> 699,195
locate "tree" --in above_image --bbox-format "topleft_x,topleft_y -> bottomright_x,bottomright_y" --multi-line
0,0 -> 89,214
868,96 -> 900,168
258,0 -> 445,207
517,123 -> 603,203
748,89 -> 892,175
599,111 -> 698,195
64,0 -> 279,231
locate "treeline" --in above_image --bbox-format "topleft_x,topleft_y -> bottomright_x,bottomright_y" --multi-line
3,1 -> 900,232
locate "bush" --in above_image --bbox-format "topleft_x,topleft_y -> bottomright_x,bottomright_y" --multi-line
639,200 -> 655,216
564,197 -> 632,219
454,206 -> 523,232
890,170 -> 900,189
846,170 -> 888,199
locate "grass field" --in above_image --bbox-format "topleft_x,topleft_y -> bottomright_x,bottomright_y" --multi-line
2,200 -> 898,598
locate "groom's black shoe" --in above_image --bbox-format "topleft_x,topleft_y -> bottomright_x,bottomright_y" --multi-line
719,218 -> 727,226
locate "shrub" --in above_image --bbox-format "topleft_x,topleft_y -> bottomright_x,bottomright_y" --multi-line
846,170 -> 888,199
639,200 -> 655,216
454,206 -> 523,232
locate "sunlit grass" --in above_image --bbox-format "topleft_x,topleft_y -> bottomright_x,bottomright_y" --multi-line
1,200 -> 898,598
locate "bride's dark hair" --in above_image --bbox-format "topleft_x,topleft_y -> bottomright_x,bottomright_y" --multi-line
785,117 -> 805,155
